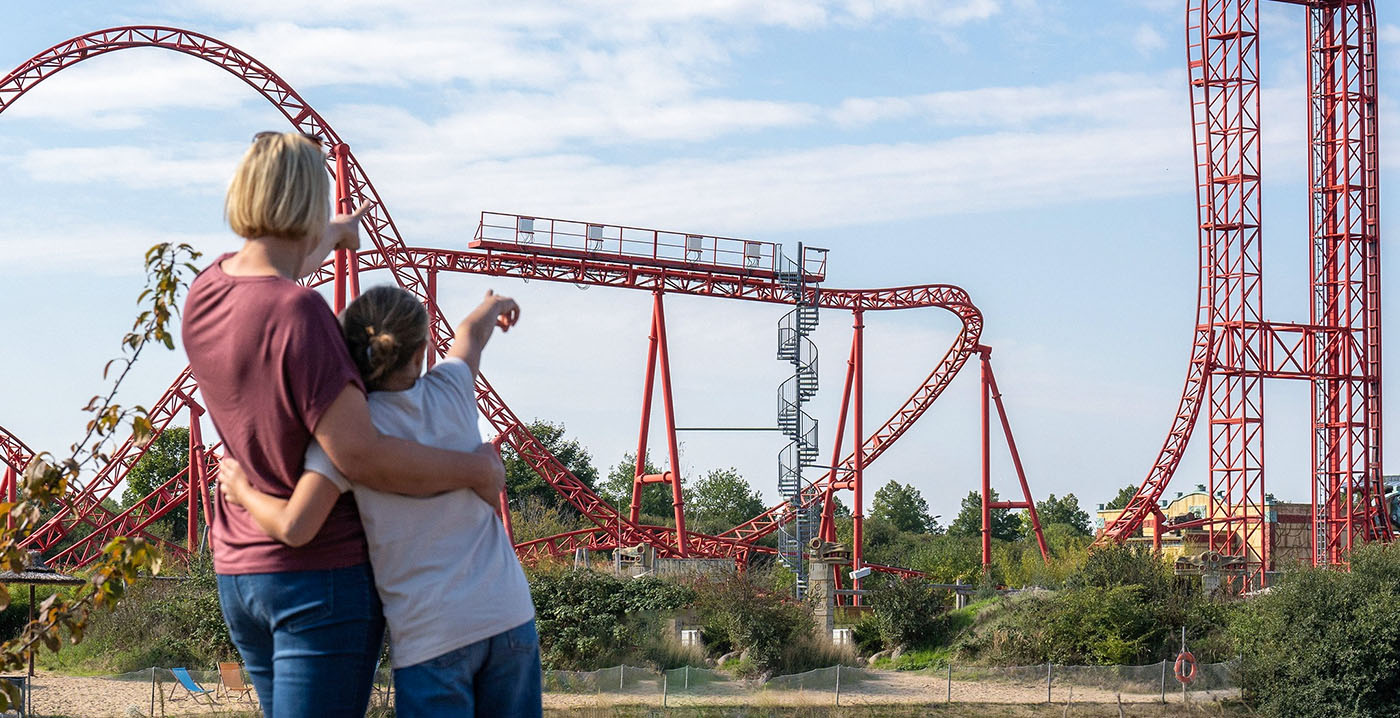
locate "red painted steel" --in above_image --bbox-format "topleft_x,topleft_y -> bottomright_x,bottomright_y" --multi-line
627,292 -> 689,555
1098,0 -> 1388,579
979,348 -> 1050,565
851,309 -> 865,601
2,26 -> 1040,582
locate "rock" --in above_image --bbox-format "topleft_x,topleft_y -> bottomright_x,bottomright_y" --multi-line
891,645 -> 906,661
717,650 -> 742,666
868,649 -> 893,664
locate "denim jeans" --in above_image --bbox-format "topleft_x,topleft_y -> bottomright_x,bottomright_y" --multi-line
216,564 -> 385,718
393,618 -> 542,718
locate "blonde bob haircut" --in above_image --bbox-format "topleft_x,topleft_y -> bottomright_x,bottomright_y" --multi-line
225,132 -> 330,241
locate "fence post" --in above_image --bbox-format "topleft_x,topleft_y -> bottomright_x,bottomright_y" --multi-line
1046,662 -> 1052,704
620,666 -> 625,692
685,665 -> 690,690
149,667 -> 156,718
1238,651 -> 1245,702
947,662 -> 953,703
835,664 -> 841,707
662,671 -> 667,708
1160,659 -> 1167,703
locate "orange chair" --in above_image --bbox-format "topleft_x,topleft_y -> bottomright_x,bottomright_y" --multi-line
216,662 -> 255,702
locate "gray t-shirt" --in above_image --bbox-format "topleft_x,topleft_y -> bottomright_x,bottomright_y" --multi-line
306,357 -> 535,668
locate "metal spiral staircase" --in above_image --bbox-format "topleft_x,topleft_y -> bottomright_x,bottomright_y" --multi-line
776,245 -> 819,598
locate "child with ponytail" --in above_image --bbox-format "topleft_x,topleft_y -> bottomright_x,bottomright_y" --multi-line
219,285 -> 540,718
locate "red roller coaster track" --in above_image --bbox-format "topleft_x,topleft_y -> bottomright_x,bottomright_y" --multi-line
0,26 -> 1049,579
1098,0 -> 1389,586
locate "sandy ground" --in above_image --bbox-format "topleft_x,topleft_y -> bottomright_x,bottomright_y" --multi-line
19,670 -> 1241,717
545,672 -> 1239,709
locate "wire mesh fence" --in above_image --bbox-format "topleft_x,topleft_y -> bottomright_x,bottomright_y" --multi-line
18,658 -> 1242,715
542,659 -> 1243,708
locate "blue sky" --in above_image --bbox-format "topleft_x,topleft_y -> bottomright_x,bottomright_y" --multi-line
2,0 -> 1398,526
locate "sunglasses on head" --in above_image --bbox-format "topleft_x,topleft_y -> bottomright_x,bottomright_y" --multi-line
252,130 -> 324,147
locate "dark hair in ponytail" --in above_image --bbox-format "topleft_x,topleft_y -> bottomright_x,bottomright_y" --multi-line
341,285 -> 430,391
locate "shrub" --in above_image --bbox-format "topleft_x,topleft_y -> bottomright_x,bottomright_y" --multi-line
529,568 -> 694,670
1231,544 -> 1400,718
868,577 -> 945,649
689,570 -> 812,675
850,612 -> 883,654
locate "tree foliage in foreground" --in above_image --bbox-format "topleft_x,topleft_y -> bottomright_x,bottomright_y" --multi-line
0,243 -> 199,710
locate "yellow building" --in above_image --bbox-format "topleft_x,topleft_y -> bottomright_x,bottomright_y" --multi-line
1094,487 -> 1312,571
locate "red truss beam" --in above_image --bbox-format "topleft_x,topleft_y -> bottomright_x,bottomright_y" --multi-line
1099,0 -> 1387,580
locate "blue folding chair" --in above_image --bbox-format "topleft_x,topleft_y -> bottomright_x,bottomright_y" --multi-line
167,667 -> 217,705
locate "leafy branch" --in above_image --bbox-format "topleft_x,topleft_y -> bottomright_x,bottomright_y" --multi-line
0,243 -> 200,710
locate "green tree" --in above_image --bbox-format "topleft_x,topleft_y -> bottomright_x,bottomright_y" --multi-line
947,489 -> 1021,541
599,452 -> 680,521
121,427 -> 190,540
1103,483 -> 1140,511
502,421 -> 598,514
687,468 -> 765,534
1032,493 -> 1091,536
870,480 -> 939,534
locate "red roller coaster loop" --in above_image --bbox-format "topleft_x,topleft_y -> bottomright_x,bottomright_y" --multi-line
1,26 -> 1049,580
1098,0 -> 1388,585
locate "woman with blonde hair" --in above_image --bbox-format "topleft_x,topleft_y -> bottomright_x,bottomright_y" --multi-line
182,131 -> 505,717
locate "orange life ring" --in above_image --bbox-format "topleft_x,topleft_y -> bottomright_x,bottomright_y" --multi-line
1174,650 -> 1198,684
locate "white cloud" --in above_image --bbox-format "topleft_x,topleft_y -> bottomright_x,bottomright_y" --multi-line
167,0 -> 1001,31
1381,24 -> 1400,45
0,224 -> 227,275
830,72 -> 1183,129
3,51 -> 258,129
1133,23 -> 1166,55
362,122 -> 1189,243
17,143 -> 242,190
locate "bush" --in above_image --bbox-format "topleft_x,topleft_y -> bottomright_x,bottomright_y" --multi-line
689,570 -> 812,675
529,568 -> 694,670
1232,544 -> 1400,718
850,612 -> 883,654
868,577 -> 945,650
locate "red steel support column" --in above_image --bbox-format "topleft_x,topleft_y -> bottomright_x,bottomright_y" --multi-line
818,338 -> 857,544
425,268 -> 438,369
630,296 -> 661,525
980,348 -> 993,571
653,293 -> 689,556
186,422 -> 201,553
985,358 -> 1049,562
190,412 -> 212,529
852,310 -> 865,600
331,142 -> 357,313
3,461 -> 13,531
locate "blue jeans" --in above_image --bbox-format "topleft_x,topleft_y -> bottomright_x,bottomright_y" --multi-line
217,564 -> 385,718
393,618 -> 542,718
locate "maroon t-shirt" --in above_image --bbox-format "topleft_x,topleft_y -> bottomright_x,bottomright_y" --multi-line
183,253 -> 369,574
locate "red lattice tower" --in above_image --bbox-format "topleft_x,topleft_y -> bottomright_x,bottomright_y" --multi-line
0,27 -> 1049,577
1098,0 -> 1389,585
